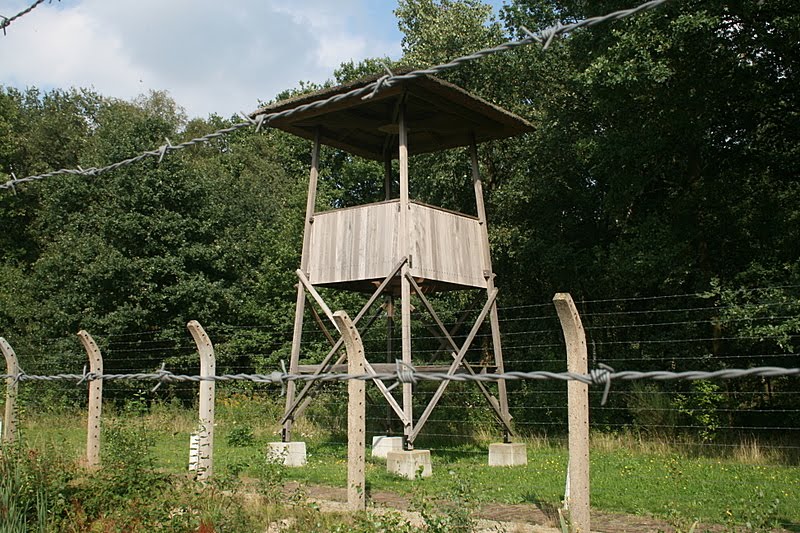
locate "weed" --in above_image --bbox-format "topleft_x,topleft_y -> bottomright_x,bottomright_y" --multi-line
255,446 -> 288,503
557,508 -> 570,533
726,488 -> 781,532
68,418 -> 172,529
0,445 -> 72,532
661,506 -> 702,533
675,380 -> 724,442
13,395 -> 800,530
627,382 -> 678,436
411,471 -> 476,532
226,422 -> 256,447
329,510 -> 416,532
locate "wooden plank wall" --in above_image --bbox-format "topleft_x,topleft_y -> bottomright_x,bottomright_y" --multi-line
307,200 -> 486,289
308,201 -> 399,285
410,203 -> 486,288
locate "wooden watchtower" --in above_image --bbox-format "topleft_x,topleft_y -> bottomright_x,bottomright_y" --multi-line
255,73 -> 532,449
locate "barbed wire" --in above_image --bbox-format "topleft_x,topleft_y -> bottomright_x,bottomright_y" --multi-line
0,0 -> 51,35
0,0 -> 670,192
2,364 -> 797,406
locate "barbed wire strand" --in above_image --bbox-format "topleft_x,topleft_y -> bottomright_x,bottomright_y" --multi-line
0,0 -> 669,191
0,0 -> 52,36
1,365 -> 797,407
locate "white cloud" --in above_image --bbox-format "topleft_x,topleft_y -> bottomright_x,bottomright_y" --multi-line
0,0 -> 402,119
266,0 -> 399,70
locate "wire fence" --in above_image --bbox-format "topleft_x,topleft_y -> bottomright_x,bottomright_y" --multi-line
3,289 -> 798,529
3,0 -> 797,527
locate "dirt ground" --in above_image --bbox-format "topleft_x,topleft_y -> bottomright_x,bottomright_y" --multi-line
292,482 -> 675,532
281,482 -> 792,533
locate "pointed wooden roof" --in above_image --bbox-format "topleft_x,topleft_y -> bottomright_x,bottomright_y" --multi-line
253,73 -> 533,161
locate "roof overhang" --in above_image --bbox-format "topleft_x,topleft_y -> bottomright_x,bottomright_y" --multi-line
252,74 -> 533,161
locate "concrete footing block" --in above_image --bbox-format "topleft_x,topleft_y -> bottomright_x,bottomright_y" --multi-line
267,441 -> 307,467
488,442 -> 527,466
387,449 -> 432,479
371,436 -> 404,459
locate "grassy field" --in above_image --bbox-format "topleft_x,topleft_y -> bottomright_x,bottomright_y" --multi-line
14,395 -> 798,532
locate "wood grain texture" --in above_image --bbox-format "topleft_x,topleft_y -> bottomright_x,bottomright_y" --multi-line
307,200 -> 486,289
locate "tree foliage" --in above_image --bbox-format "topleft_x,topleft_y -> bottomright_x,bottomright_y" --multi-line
0,0 -> 797,429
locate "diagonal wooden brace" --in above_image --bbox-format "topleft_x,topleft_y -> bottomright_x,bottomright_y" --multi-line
407,275 -> 513,434
422,293 -> 483,364
410,287 -> 499,443
362,358 -> 409,425
281,258 -> 407,426
291,307 -> 384,422
297,269 -> 340,333
308,304 -> 337,346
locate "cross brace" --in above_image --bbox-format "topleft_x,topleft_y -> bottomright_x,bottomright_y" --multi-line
281,259 -> 407,428
406,273 -> 513,443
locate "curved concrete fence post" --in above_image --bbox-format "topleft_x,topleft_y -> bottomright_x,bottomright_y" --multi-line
333,310 -> 366,512
188,320 -> 215,481
0,337 -> 19,445
553,293 -> 590,533
78,330 -> 104,468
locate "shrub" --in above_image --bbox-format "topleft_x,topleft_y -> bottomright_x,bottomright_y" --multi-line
0,445 -> 74,532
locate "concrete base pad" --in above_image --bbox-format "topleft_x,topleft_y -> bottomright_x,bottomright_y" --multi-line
387,449 -> 432,479
267,441 -> 307,467
371,436 -> 404,459
488,442 -> 527,466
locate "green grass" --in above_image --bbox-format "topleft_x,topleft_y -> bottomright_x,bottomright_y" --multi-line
278,439 -> 798,529
16,403 -> 800,531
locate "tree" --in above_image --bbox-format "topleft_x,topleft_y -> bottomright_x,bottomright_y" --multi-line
0,90 -> 307,377
500,0 -> 800,298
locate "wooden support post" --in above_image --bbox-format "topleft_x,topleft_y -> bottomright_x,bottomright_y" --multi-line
78,331 -> 103,468
0,337 -> 19,445
188,321 -> 215,481
553,293 -> 590,533
384,152 -> 393,200
398,104 -> 413,448
385,295 -> 394,434
285,287 -> 307,441
333,311 -> 366,512
285,129 -> 321,442
470,136 -> 511,441
383,145 -> 395,434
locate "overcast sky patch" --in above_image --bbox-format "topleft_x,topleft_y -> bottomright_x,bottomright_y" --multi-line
0,0 -> 404,119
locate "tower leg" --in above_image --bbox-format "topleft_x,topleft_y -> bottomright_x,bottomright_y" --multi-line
284,129 -> 320,443
488,291 -> 511,442
469,135 -> 514,441
401,271 -> 413,449
385,295 -> 395,435
283,284 -> 306,442
398,104 -> 413,449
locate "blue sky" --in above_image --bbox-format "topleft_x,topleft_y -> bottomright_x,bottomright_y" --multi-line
0,0 -> 508,119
